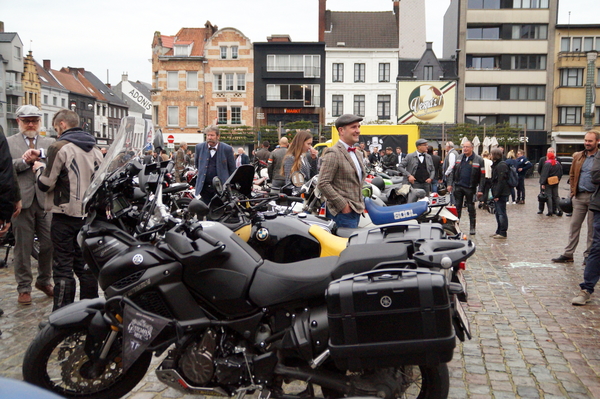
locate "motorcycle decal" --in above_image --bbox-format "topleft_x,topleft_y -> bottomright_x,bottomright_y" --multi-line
256,228 -> 269,241
132,254 -> 144,265
380,296 -> 392,308
393,209 -> 417,220
123,304 -> 169,372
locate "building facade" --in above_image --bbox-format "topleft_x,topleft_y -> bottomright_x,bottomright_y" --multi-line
22,51 -> 40,109
113,73 -> 152,120
444,0 -> 559,161
551,24 -> 600,155
35,59 -> 69,136
0,30 -> 24,136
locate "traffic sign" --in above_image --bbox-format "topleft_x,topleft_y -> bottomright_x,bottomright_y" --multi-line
167,134 -> 175,144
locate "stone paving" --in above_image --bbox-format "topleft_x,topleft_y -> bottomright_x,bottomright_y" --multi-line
0,177 -> 599,398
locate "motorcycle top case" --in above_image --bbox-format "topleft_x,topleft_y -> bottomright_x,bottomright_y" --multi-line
326,268 -> 455,370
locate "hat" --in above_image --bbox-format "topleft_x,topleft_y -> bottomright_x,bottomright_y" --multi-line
16,105 -> 42,118
416,138 -> 428,146
335,114 -> 363,129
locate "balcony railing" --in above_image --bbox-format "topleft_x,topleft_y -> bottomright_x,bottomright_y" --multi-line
6,104 -> 20,113
5,80 -> 23,91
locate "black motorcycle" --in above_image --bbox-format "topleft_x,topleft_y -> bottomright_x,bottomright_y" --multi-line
22,117 -> 472,399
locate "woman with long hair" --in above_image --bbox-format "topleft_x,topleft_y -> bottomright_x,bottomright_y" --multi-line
505,150 -> 518,204
281,130 -> 318,185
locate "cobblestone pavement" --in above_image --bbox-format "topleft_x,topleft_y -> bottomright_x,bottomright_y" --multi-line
1,178 -> 599,398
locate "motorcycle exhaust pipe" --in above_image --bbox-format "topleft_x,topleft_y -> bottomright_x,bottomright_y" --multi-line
274,364 -> 351,394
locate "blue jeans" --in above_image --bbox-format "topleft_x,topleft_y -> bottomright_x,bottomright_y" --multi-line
580,211 -> 600,294
494,196 -> 508,237
517,176 -> 526,201
327,208 -> 360,228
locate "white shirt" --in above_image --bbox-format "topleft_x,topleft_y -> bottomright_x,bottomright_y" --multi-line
341,142 -> 362,182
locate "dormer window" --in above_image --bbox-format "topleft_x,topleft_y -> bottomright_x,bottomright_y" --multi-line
174,44 -> 192,56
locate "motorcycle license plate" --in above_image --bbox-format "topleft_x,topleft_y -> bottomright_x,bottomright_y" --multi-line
454,296 -> 471,340
456,269 -> 467,295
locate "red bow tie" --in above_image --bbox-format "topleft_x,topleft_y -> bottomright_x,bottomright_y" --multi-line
347,147 -> 356,153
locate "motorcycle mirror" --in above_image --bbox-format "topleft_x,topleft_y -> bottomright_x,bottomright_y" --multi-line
154,128 -> 164,152
188,199 -> 209,219
212,176 -> 224,195
126,159 -> 144,176
290,171 -> 305,187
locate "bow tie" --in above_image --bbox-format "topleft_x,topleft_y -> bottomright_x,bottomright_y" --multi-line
418,153 -> 424,157
347,147 -> 356,153
209,147 -> 216,151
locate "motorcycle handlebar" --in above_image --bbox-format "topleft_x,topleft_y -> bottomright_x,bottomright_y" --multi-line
277,194 -> 304,203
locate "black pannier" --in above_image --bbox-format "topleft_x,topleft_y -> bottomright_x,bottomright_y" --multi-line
326,268 -> 455,370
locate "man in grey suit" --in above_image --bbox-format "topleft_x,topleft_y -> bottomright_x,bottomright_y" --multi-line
398,138 -> 435,195
7,105 -> 55,305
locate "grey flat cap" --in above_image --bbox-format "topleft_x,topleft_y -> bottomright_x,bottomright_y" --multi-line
335,114 -> 363,129
416,138 -> 428,146
16,105 -> 42,118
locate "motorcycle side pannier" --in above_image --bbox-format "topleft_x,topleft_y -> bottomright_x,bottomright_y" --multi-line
326,269 -> 455,371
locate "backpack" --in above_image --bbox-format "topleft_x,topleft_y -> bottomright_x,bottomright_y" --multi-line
505,163 -> 519,188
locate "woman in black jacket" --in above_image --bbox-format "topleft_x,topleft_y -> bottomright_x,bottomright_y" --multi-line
491,148 -> 510,239
539,151 -> 563,216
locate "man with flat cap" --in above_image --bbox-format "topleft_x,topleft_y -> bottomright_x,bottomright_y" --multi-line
398,138 -> 435,195
317,114 -> 365,228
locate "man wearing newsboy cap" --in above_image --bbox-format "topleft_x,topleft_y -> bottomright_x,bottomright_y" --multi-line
398,138 -> 435,195
317,114 -> 365,228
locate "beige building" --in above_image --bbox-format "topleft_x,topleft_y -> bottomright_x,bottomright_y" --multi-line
552,24 -> 600,155
22,50 -> 40,109
151,22 -> 254,146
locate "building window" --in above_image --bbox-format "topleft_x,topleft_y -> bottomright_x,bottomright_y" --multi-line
354,63 -> 365,82
560,68 -> 584,87
595,107 -> 600,125
512,0 -> 549,8
225,74 -> 234,91
467,0 -> 500,9
186,106 -> 198,126
53,97 -> 57,106
186,71 -> 198,90
220,47 -> 227,59
597,69 -> 600,86
467,26 -> 500,40
215,74 -> 222,91
167,71 -> 178,90
61,99 -> 66,107
560,37 -> 571,52
231,107 -> 241,124
466,115 -> 498,125
466,56 -> 499,69
584,37 -> 594,51
174,44 -> 191,56
332,63 -> 344,82
378,63 -> 390,82
508,85 -> 545,100
332,95 -> 343,117
509,115 -> 544,130
353,95 -> 365,117
214,73 -> 245,91
231,46 -> 238,59
266,84 -> 320,106
424,66 -> 434,80
304,55 -> 321,78
559,107 -> 582,125
465,86 -> 498,100
510,55 -> 546,70
377,95 -> 391,120
44,114 -> 48,129
43,95 -> 48,104
167,106 -> 178,126
217,107 -> 227,124
266,54 -> 320,77
237,74 -> 246,91
511,24 -> 547,40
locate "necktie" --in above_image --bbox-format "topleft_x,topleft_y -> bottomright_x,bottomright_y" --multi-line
347,147 -> 356,153
28,138 -> 35,149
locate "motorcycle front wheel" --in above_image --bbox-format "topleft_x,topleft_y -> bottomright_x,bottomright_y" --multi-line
23,324 -> 152,399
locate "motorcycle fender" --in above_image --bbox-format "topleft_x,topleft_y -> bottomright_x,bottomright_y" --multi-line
48,298 -> 106,329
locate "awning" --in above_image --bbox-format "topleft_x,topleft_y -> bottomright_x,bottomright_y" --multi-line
551,131 -> 587,144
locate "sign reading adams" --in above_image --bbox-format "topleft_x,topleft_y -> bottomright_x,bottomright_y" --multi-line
397,81 -> 457,124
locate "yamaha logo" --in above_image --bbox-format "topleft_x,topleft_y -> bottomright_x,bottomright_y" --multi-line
256,228 -> 269,241
132,254 -> 144,265
393,209 -> 417,220
380,296 -> 392,308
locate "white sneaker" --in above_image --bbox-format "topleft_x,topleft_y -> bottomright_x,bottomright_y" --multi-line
512,201 -> 516,204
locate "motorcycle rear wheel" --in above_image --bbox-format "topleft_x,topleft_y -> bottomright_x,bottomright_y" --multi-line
23,324 -> 152,399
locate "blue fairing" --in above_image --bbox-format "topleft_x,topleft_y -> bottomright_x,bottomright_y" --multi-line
365,197 -> 428,225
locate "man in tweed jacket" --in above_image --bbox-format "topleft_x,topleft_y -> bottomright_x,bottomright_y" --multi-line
317,114 -> 365,228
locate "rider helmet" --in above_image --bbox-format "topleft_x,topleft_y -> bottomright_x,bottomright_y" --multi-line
558,197 -> 573,214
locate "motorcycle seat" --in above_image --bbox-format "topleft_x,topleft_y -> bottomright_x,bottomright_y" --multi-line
365,197 -> 428,225
308,225 -> 348,256
249,257 -> 339,307
332,243 -> 410,280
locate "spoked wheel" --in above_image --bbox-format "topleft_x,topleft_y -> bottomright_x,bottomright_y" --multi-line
397,364 -> 449,399
23,324 -> 151,399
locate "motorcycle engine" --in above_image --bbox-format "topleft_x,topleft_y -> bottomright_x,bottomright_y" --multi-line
178,328 -> 217,385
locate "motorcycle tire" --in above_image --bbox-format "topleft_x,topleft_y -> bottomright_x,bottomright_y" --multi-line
442,222 -> 459,236
322,364 -> 449,399
23,324 -> 152,399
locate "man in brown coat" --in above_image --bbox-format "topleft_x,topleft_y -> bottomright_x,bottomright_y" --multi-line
317,114 -> 365,228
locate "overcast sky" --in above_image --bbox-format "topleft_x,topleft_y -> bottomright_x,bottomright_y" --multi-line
3,0 -> 598,85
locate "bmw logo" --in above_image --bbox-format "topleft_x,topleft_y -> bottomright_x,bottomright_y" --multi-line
132,254 -> 144,265
256,228 -> 269,241
380,296 -> 392,308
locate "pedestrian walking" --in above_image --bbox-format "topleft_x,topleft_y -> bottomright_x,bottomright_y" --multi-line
27,109 -> 104,311
552,131 -> 600,264
505,150 -> 518,204
7,105 -> 55,305
537,147 -> 556,215
539,151 -> 563,217
490,148 -> 510,239
317,114 -> 365,228
515,149 -> 532,204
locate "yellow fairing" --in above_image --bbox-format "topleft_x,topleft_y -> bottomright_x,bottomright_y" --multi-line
308,225 -> 348,257
235,224 -> 252,242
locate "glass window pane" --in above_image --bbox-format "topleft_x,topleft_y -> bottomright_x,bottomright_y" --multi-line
510,86 -> 518,99
187,107 -> 198,126
466,87 -> 480,100
584,37 -> 594,51
573,38 -> 582,51
290,85 -> 303,100
481,87 -> 497,100
561,37 -> 571,52
237,74 -> 245,91
519,86 -> 527,99
468,0 -> 483,8
539,25 -> 547,39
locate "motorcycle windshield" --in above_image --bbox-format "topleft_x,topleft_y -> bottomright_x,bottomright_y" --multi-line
83,117 -> 156,207
224,164 -> 254,197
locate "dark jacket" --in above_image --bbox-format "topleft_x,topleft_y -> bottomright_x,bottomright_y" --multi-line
431,153 -> 442,180
0,130 -> 17,221
589,151 -> 600,212
268,147 -> 287,181
382,153 -> 398,170
194,141 -> 236,196
516,155 -> 532,177
539,161 -> 563,186
254,147 -> 271,163
447,153 -> 485,192
491,160 -> 511,198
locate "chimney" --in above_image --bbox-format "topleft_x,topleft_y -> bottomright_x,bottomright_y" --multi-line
426,42 -> 433,50
43,59 -> 51,70
318,0 -> 326,42
267,35 -> 291,42
393,1 -> 399,28
122,73 -> 128,82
